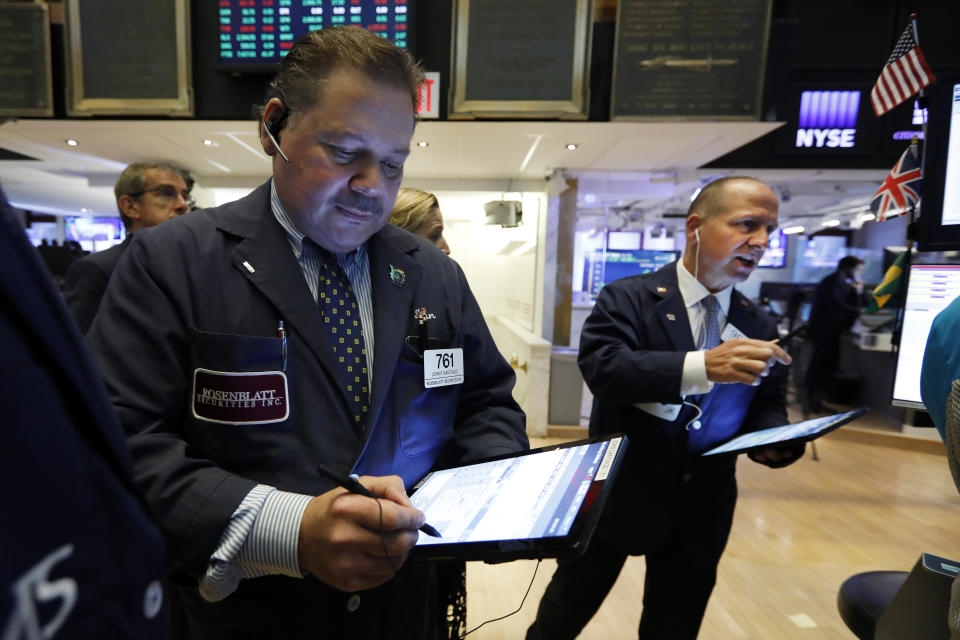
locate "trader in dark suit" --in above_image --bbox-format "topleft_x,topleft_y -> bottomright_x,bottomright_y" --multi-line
528,177 -> 804,640
86,27 -> 527,639
0,186 -> 167,638
804,255 -> 865,413
62,162 -> 193,333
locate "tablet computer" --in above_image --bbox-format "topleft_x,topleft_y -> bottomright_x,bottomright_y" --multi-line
701,407 -> 868,456
408,434 -> 628,562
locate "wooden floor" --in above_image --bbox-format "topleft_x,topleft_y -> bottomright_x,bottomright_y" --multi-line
463,426 -> 960,639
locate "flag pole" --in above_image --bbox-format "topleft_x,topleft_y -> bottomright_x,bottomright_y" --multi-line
910,13 -> 928,231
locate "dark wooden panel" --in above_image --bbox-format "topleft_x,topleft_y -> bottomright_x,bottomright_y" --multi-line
0,4 -> 53,116
611,0 -> 771,120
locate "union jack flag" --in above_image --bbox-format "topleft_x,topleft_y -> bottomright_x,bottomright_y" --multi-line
869,143 -> 922,222
870,23 -> 935,117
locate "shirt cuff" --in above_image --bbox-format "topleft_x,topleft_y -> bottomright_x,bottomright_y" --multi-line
681,350 -> 713,398
198,485 -> 312,603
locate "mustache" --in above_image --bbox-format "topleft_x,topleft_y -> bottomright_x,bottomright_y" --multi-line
332,194 -> 383,217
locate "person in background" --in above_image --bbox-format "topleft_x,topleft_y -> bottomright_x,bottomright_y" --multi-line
804,255 -> 865,414
0,185 -> 166,638
527,176 -> 803,640
86,26 -> 526,640
389,187 -> 451,255
62,162 -> 193,333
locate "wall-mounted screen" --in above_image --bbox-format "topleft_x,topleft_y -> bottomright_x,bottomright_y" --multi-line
917,71 -> 960,251
892,264 -> 960,409
64,216 -> 126,252
775,86 -> 878,156
216,0 -> 412,71
758,227 -> 787,268
583,249 -> 679,299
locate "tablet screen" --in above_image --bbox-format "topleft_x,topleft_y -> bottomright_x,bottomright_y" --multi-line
409,435 -> 626,559
701,408 -> 866,456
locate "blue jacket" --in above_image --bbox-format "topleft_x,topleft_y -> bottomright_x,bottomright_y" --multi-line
86,181 -> 527,638
578,262 -> 791,553
0,188 -> 165,638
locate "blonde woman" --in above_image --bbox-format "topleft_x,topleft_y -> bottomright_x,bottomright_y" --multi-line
390,187 -> 451,254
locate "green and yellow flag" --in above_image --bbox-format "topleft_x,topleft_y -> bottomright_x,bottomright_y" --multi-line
864,251 -> 908,313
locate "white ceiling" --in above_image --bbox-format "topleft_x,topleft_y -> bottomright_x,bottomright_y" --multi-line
0,118 -> 885,231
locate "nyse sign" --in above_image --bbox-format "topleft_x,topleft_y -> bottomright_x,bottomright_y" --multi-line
795,90 -> 861,149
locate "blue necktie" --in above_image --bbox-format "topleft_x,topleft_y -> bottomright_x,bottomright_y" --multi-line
698,295 -> 721,350
314,246 -> 369,433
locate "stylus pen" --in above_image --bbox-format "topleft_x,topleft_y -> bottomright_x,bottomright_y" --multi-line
316,463 -> 442,537
773,322 -> 808,344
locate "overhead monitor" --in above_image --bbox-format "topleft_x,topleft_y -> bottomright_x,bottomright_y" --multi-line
917,71 -> 960,251
757,227 -> 787,268
215,0 -> 412,72
891,264 -> 960,409
583,249 -> 679,299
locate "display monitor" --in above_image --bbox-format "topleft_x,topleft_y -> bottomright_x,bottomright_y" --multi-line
583,249 -> 679,299
891,264 -> 960,409
216,0 -> 412,71
757,227 -> 787,268
63,216 -> 126,252
917,71 -> 960,251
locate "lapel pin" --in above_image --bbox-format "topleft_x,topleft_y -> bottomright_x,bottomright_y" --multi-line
666,313 -> 676,321
242,261 -> 255,273
656,286 -> 667,294
389,264 -> 406,287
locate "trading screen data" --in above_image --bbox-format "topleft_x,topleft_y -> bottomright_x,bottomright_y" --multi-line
218,0 -> 409,64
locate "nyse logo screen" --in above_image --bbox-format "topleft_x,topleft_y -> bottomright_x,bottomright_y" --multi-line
794,90 -> 861,149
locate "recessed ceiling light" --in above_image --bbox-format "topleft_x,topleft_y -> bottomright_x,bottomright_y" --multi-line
66,139 -> 79,146
565,143 -> 578,151
782,225 -> 805,234
821,219 -> 840,227
80,207 -> 91,214
202,139 -> 216,146
583,193 -> 597,204
416,140 -> 429,148
860,213 -> 876,222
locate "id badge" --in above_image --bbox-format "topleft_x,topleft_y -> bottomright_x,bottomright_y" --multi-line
423,348 -> 464,388
720,323 -> 749,342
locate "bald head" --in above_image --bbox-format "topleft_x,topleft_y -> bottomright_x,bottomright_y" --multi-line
687,177 -> 777,221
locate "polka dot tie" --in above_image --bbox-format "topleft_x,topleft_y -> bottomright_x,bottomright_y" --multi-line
316,248 -> 369,433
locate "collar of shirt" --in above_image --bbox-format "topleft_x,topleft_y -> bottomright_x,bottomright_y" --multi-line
676,258 -> 733,334
269,180 -> 367,269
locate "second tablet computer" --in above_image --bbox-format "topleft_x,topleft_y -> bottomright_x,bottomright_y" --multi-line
409,435 -> 628,562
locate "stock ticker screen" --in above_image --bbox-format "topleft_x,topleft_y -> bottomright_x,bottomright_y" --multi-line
218,0 -> 410,66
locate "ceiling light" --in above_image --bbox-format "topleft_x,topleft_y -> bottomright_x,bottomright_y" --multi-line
821,219 -> 840,227
65,139 -> 78,146
860,213 -> 876,222
583,193 -> 597,204
782,225 -> 805,234
417,141 -> 429,148
80,207 -> 91,214
565,143 -> 578,151
202,139 -> 216,146
689,186 -> 702,202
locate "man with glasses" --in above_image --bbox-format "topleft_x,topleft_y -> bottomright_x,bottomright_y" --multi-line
63,162 -> 193,333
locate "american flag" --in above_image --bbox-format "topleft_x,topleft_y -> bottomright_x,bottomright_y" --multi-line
869,143 -> 922,221
871,24 -> 935,116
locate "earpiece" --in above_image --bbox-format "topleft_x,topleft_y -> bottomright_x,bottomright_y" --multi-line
262,102 -> 290,164
695,228 -> 701,244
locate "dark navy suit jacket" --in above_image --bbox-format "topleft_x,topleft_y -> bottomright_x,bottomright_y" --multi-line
63,234 -> 132,333
579,262 -> 792,554
86,181 -> 528,638
0,188 -> 165,638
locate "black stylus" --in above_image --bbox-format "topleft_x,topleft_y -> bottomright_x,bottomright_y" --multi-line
316,463 -> 442,538
774,322 -> 808,344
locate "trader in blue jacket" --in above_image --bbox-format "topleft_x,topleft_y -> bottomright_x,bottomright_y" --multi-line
0,185 -> 166,638
86,27 -> 527,639
528,177 -> 804,640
